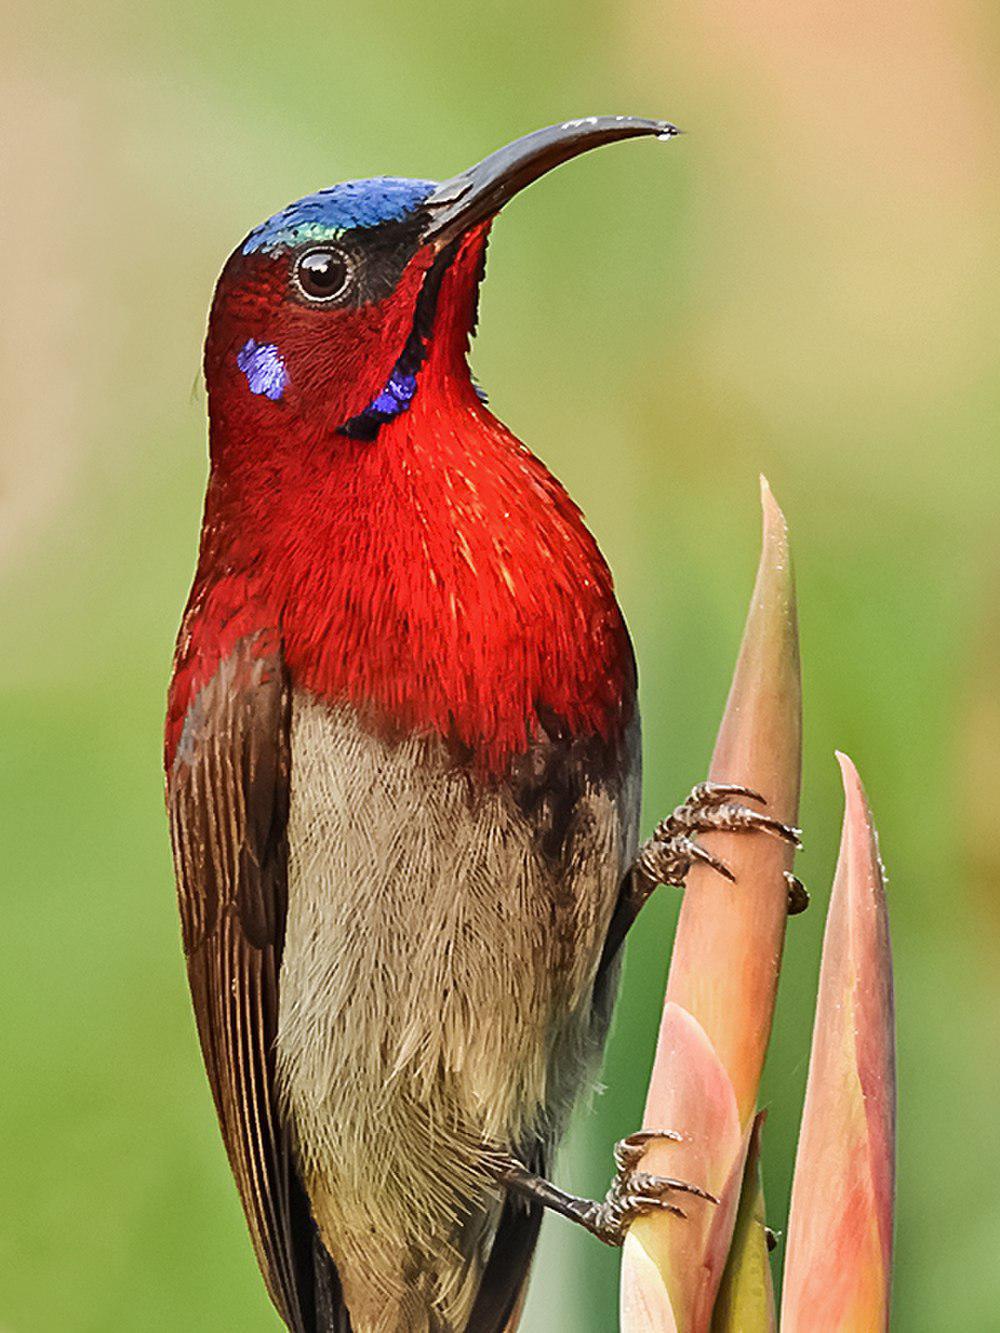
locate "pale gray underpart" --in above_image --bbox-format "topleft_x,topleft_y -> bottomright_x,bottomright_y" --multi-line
275,695 -> 639,1333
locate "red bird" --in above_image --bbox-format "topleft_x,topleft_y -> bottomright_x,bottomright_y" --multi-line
166,118 -> 796,1333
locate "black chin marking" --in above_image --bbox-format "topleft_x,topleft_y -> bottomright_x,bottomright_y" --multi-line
339,366 -> 418,440
338,237 -> 464,442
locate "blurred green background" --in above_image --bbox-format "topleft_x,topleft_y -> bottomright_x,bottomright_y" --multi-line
3,0 -> 999,1328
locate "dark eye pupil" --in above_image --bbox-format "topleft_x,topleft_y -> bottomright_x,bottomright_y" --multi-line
298,249 -> 349,299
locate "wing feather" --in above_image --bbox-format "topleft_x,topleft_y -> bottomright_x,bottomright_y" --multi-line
168,632 -> 348,1332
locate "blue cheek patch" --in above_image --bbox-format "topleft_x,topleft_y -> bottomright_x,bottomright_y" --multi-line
237,339 -> 289,401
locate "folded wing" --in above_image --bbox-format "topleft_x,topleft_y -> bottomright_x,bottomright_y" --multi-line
168,629 -> 348,1332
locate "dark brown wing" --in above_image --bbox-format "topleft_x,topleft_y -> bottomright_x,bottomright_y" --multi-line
168,631 -> 348,1332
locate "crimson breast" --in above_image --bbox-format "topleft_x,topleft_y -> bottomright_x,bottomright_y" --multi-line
260,393 -> 636,778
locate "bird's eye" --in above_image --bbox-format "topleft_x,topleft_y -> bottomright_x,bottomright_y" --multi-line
294,247 -> 353,303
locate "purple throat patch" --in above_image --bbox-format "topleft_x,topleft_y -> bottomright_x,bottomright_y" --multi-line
365,368 -> 418,419
340,363 -> 420,440
237,339 -> 289,401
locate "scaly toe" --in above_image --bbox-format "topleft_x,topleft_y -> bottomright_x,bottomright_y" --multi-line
690,780 -> 767,807
687,838 -> 736,882
621,1194 -> 689,1223
712,802 -> 802,847
588,1193 -> 687,1244
629,1170 -> 719,1205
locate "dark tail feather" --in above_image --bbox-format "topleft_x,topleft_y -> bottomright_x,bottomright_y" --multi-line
465,1150 -> 546,1333
283,1160 -> 352,1333
312,1225 -> 352,1333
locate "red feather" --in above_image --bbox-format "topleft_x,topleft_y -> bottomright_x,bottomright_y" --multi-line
167,228 -> 634,778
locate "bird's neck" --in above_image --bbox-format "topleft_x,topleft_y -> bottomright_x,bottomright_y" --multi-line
186,255 -> 635,778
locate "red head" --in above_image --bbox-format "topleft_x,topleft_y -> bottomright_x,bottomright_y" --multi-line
173,119 -> 678,775
204,117 -> 678,460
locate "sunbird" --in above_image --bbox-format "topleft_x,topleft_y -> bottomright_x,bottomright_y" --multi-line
166,117 -> 797,1333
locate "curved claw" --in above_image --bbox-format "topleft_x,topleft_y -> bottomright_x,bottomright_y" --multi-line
618,1129 -> 684,1150
630,1170 -> 719,1205
632,1196 -> 688,1221
715,802 -> 802,848
687,838 -> 736,882
614,1129 -> 683,1175
785,871 -> 810,915
690,780 -> 767,807
635,782 -> 801,897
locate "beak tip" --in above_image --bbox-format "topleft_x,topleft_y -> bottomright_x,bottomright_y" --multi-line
423,115 -> 682,245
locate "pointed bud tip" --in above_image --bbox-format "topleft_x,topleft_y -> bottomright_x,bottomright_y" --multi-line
782,751 -> 894,1330
758,476 -> 790,553
834,748 -> 856,776
835,751 -> 872,831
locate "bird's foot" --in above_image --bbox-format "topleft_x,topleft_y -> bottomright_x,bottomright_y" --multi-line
495,1132 -> 716,1247
583,1132 -> 719,1244
634,781 -> 801,890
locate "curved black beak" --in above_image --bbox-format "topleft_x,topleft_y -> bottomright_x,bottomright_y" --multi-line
421,115 -> 679,250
